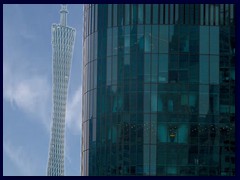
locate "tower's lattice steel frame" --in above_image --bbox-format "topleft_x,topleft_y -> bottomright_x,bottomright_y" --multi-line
47,4 -> 76,176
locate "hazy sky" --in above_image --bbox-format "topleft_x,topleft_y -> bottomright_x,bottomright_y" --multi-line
3,4 -> 83,176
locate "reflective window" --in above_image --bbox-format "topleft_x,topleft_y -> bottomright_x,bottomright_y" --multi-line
151,54 -> 158,82
152,25 -> 158,53
144,25 -> 151,52
124,26 -> 130,54
145,4 -> 151,24
225,4 -> 229,25
200,4 -> 204,25
199,85 -> 209,115
175,4 -> 179,23
137,25 -> 144,51
151,92 -> 158,112
169,54 -> 178,70
144,54 -> 151,82
199,55 -> 209,84
220,4 -> 224,25
160,4 -> 164,24
169,25 -> 178,53
210,5 -> 214,25
179,25 -> 189,53
179,54 -> 188,69
179,70 -> 188,83
210,55 -> 219,84
125,4 -> 130,25
107,28 -> 112,56
153,5 -> 158,24
113,27 -> 118,55
159,25 -> 169,53
169,70 -> 178,83
189,26 -> 199,53
106,57 -> 112,85
210,27 -> 219,55
112,56 -> 118,84
205,4 -> 209,25
185,4 -> 189,24
117,5 -> 123,26
83,4 -> 235,176
169,4 -> 174,24
138,4 -> 144,24
189,4 -> 194,24
165,4 -> 169,24
108,5 -> 112,27
158,54 -> 168,83
113,4 -> 117,26
131,4 -> 137,24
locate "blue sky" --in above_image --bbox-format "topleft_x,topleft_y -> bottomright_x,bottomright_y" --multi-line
3,4 -> 83,176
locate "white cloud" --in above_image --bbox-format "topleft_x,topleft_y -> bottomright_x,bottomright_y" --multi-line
66,85 -> 82,135
3,140 -> 37,176
64,85 -> 82,175
3,62 -> 51,131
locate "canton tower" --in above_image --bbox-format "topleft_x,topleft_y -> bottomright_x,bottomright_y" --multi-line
47,4 -> 76,176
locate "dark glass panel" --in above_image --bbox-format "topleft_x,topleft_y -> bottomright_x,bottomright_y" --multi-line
145,4 -> 151,24
138,4 -> 144,24
153,4 -> 158,24
159,25 -> 169,53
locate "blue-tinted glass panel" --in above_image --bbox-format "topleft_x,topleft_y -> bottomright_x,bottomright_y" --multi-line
138,4 -> 144,24
131,4 -> 137,24
159,25 -> 169,53
113,4 -> 118,26
151,92 -> 158,112
144,54 -> 151,82
169,4 -> 174,24
210,55 -> 219,84
113,27 -> 118,55
169,25 -> 178,53
175,4 -> 179,24
153,5 -> 158,24
199,85 -> 209,115
137,25 -> 144,51
179,25 -> 189,53
200,4 -> 204,25
159,54 -> 168,83
112,56 -> 118,84
210,27 -> 219,55
199,55 -> 209,84
106,57 -> 112,85
107,28 -> 112,56
124,26 -> 130,54
144,25 -> 151,53
220,4 -> 224,25
125,4 -> 130,25
164,4 -> 169,24
185,4 -> 189,24
160,4 -> 164,24
152,25 -> 158,53
169,54 -> 178,70
151,54 -> 158,82
205,4 -> 209,25
199,26 -> 209,54
215,5 -> 219,25
145,4 -> 151,24
108,5 -> 112,27
210,5 -> 214,25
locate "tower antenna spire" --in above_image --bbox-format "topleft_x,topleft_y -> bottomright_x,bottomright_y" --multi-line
60,4 -> 68,26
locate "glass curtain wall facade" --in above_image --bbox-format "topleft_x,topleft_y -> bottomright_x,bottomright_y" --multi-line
82,4 -> 235,176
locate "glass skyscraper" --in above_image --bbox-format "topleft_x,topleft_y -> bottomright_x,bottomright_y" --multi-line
47,5 -> 76,176
82,4 -> 235,176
